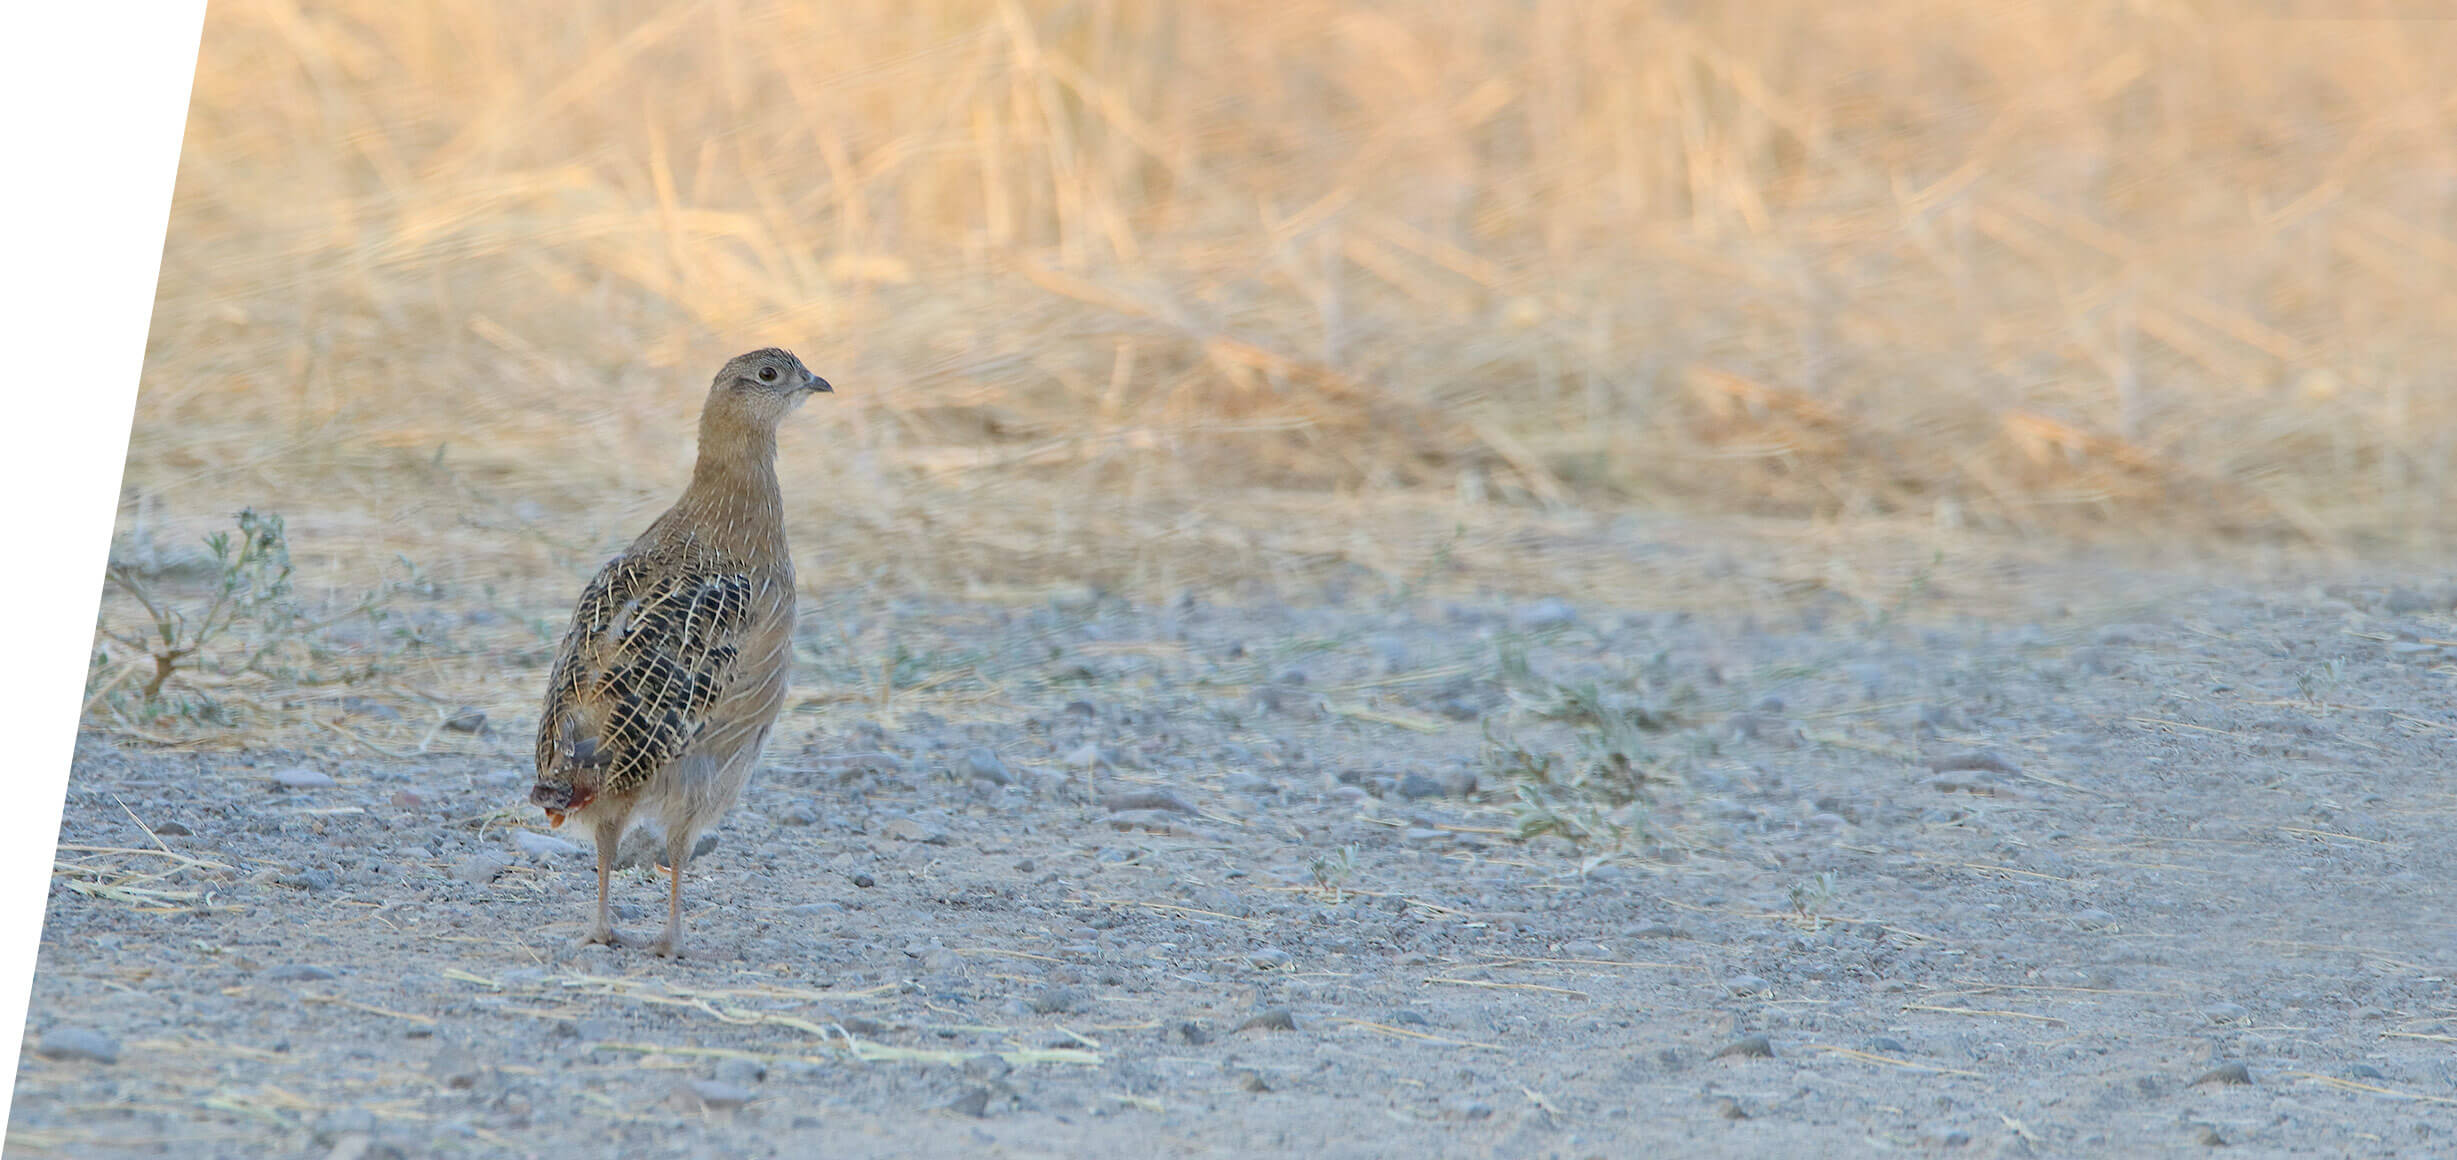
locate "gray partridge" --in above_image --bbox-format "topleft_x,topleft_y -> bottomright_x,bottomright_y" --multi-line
529,348 -> 831,957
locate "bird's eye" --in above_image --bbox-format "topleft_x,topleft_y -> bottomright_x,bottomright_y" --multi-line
758,367 -> 778,383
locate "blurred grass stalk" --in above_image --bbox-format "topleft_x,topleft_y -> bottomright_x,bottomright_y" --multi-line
130,0 -> 2457,600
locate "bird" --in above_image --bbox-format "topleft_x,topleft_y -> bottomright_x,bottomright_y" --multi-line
528,348 -> 831,957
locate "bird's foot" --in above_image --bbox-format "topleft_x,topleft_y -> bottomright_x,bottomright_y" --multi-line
580,925 -> 638,950
646,936 -> 685,960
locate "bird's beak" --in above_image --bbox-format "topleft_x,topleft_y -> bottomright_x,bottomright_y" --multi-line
806,372 -> 833,394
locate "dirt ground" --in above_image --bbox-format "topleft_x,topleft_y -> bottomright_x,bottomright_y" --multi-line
13,523 -> 2457,1159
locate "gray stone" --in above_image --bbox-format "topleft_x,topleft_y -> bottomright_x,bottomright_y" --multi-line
453,854 -> 511,885
777,801 -> 821,826
1102,788 -> 1196,814
1712,1035 -> 1774,1060
273,767 -> 336,790
685,1079 -> 754,1111
963,749 -> 1012,785
1929,750 -> 2020,776
1245,947 -> 1291,970
1440,1096 -> 1494,1121
1511,599 -> 1577,631
511,830 -> 584,860
1064,743 -> 1107,771
1237,1007 -> 1296,1033
280,868 -> 338,892
263,964 -> 338,982
1029,987 -> 1089,1015
882,818 -> 950,845
37,1027 -> 118,1065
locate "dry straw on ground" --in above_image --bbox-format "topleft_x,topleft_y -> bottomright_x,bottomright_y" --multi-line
127,0 -> 2457,608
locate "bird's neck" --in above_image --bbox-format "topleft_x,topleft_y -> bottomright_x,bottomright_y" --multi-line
675,405 -> 786,554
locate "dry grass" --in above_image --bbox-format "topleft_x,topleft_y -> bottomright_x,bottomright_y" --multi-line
123,0 -> 2457,617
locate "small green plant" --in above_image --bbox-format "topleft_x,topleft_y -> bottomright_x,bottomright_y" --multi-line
101,509 -> 298,704
1492,635 -> 1536,690
1486,678 -> 1679,852
1863,551 -> 1941,637
1308,844 -> 1359,901
91,509 -> 406,724
1787,870 -> 1839,930
1508,782 -> 1648,849
2294,658 -> 2345,708
1383,522 -> 1465,608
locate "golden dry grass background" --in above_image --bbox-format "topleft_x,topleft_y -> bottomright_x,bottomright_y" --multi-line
123,0 -> 2457,618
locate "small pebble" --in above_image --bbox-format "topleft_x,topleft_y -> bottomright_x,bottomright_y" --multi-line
777,801 -> 821,826
1234,1068 -> 1272,1093
1929,751 -> 2019,776
1102,789 -> 1196,814
963,749 -> 1012,785
443,708 -> 487,733
453,854 -> 510,885
1712,1035 -> 1774,1060
945,1086 -> 993,1118
428,1050 -> 485,1090
1064,743 -> 1106,771
280,869 -> 337,892
881,818 -> 950,845
1723,975 -> 1774,997
1511,599 -> 1576,631
2192,1062 -> 2253,1086
1245,947 -> 1291,970
262,964 -> 338,982
1029,987 -> 1088,1015
1237,1007 -> 1297,1033
273,767 -> 336,790
684,1079 -> 754,1111
311,1107 -> 377,1145
37,1027 -> 118,1065
512,830 -> 584,860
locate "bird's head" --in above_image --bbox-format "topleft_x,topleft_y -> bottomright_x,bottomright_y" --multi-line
712,348 -> 831,425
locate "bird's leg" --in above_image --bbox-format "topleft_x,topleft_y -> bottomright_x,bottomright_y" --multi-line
582,817 -> 626,947
651,829 -> 690,959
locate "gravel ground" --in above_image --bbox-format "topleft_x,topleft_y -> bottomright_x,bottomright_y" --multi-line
14,549 -> 2457,1158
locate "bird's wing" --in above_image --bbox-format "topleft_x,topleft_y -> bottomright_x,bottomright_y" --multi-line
534,546 -> 764,794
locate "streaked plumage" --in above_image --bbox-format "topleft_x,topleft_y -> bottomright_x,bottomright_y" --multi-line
530,348 -> 830,957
